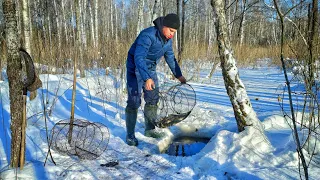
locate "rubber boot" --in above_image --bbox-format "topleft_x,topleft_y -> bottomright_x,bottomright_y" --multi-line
144,105 -> 165,138
125,107 -> 138,146
144,105 -> 157,131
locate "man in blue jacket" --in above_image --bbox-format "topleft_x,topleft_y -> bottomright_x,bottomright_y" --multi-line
125,13 -> 186,146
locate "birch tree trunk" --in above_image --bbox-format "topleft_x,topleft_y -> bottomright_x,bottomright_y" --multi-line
176,0 -> 181,54
3,0 -> 25,168
137,0 -> 144,35
238,0 -> 246,45
110,0 -> 114,39
94,0 -> 99,48
308,0 -> 318,85
61,0 -> 69,73
207,8 -> 219,79
159,0 -> 164,16
21,0 -> 30,53
81,0 -> 87,50
114,2 -> 118,43
230,0 -> 239,40
53,0 -> 62,64
151,0 -> 158,24
177,0 -> 186,66
89,0 -> 95,48
78,0 -> 85,77
211,0 -> 264,132
0,1 -> 3,80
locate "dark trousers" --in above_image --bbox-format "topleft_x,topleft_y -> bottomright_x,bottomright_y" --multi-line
125,69 -> 159,136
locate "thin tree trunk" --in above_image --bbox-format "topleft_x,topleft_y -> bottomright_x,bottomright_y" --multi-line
3,0 -> 25,168
137,0 -> 144,35
114,2 -> 118,43
159,0 -> 164,16
207,9 -> 215,58
176,0 -> 181,55
178,0 -> 186,66
89,0 -> 95,48
54,0 -> 62,65
273,1 -> 309,179
81,0 -> 87,50
151,0 -> 158,24
308,0 -> 318,85
61,0 -> 69,73
237,0 -> 246,45
69,0 -> 80,143
78,0 -> 85,77
21,0 -> 31,53
110,0 -> 114,38
211,0 -> 264,132
94,0 -> 99,48
46,1 -> 53,69
230,0 -> 239,41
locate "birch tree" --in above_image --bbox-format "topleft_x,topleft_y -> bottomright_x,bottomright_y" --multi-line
94,0 -> 98,48
20,0 -> 31,53
238,0 -> 247,45
89,0 -> 95,48
211,0 -> 264,133
3,0 -> 25,168
77,0 -> 85,77
1,0 -> 4,80
151,0 -> 158,24
137,0 -> 144,35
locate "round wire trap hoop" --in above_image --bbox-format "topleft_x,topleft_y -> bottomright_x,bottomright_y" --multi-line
154,83 -> 196,128
49,119 -> 110,160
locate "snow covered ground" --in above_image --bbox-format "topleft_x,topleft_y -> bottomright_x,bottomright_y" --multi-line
0,62 -> 319,180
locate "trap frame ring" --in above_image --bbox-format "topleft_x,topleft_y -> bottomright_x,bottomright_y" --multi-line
49,119 -> 110,160
153,83 -> 196,128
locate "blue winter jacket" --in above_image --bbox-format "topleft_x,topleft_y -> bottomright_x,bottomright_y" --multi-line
126,17 -> 182,81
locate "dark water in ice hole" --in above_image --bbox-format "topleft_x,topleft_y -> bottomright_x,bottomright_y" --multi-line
164,137 -> 210,156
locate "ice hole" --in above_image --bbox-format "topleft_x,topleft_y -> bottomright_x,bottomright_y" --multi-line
162,136 -> 210,156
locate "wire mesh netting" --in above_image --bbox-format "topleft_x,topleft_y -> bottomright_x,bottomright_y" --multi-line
152,83 -> 196,128
49,119 -> 110,160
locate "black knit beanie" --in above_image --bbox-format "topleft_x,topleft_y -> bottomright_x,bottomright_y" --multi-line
163,13 -> 180,30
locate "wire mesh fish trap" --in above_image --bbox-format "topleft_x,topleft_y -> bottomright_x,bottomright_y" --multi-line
155,83 -> 196,128
50,119 -> 110,160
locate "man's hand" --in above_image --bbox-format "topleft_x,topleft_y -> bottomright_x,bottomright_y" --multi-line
145,78 -> 155,91
178,76 -> 186,84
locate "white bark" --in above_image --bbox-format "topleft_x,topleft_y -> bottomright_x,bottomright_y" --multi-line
21,0 -> 31,54
239,0 -> 246,45
159,0 -> 164,16
80,0 -> 87,49
211,0 -> 266,134
151,0 -> 158,24
75,0 -> 85,77
114,2 -> 118,43
110,0 -> 114,38
54,0 -> 62,61
47,4 -> 53,63
89,0 -> 96,47
207,9 -> 215,58
137,0 -> 144,35
94,0 -> 99,48
61,0 -> 69,49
